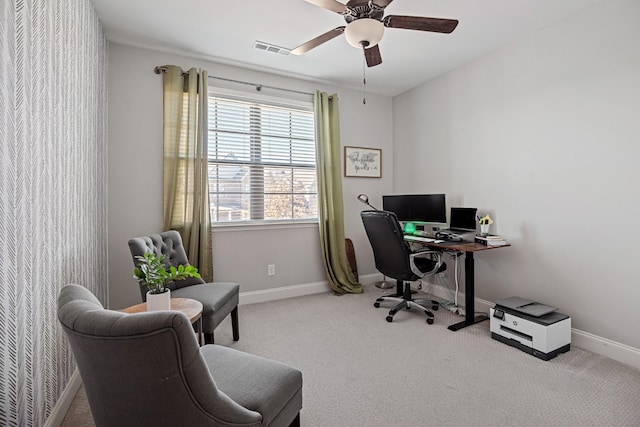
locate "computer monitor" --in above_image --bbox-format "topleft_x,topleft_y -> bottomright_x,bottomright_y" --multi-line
449,207 -> 478,232
382,194 -> 447,224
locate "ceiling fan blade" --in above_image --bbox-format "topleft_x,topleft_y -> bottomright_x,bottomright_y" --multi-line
303,0 -> 348,14
371,0 -> 394,8
383,15 -> 459,34
364,44 -> 382,67
290,27 -> 346,55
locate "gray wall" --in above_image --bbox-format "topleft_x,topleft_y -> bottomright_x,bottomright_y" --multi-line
0,0 -> 108,425
393,0 -> 640,349
107,44 -> 394,309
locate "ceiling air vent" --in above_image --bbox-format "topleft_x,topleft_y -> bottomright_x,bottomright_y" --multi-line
253,41 -> 291,56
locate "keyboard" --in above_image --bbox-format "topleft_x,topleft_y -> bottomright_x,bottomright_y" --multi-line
440,228 -> 475,235
404,235 -> 445,244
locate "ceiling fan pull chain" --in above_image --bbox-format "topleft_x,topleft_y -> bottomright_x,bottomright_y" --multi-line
362,46 -> 367,105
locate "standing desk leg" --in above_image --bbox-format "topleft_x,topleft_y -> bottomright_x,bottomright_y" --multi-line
447,251 -> 489,331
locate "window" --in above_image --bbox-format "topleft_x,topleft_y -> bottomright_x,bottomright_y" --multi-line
208,91 -> 317,223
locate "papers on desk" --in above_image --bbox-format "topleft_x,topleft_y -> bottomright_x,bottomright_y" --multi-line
404,235 -> 445,244
474,234 -> 508,246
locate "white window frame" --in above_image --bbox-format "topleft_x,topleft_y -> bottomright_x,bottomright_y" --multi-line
207,87 -> 318,227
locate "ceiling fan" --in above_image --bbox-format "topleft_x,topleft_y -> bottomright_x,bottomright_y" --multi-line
291,0 -> 459,67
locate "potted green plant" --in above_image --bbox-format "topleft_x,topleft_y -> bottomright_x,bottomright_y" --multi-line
133,252 -> 201,311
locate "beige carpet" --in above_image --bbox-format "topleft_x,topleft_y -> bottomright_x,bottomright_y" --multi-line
62,285 -> 640,426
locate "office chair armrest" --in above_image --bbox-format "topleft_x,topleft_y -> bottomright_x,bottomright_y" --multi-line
409,250 -> 444,277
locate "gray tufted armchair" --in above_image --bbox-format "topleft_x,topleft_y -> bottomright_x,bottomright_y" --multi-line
128,230 -> 239,344
58,284 -> 302,427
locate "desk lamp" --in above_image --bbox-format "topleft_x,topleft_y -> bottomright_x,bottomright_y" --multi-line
356,194 -> 394,289
357,194 -> 377,210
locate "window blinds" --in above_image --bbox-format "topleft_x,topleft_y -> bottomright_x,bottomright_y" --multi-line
208,95 -> 317,222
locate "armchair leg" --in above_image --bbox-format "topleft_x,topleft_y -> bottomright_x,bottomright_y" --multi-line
231,307 -> 239,341
205,333 -> 214,344
203,308 -> 238,345
289,413 -> 300,427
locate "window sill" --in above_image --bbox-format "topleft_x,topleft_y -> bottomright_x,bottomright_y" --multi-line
212,219 -> 319,233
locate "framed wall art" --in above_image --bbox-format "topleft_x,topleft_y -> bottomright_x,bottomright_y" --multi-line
344,146 -> 381,178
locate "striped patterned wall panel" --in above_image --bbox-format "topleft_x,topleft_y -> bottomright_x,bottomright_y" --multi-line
0,0 -> 108,425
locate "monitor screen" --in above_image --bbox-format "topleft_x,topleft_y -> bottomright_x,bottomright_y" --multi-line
382,194 -> 447,223
449,207 -> 478,231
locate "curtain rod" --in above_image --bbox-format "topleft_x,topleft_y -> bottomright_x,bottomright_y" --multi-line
154,66 -> 313,97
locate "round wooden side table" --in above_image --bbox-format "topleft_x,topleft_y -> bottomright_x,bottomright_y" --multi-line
121,297 -> 204,346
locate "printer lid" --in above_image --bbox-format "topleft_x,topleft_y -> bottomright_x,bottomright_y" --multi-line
495,296 -> 557,317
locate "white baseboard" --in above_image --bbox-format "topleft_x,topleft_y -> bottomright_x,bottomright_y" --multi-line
570,329 -> 640,370
44,369 -> 81,427
242,277 -> 640,369
239,281 -> 331,305
238,273 -> 382,305
431,283 -> 640,370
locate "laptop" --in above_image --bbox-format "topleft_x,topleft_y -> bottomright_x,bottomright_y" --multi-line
440,207 -> 478,235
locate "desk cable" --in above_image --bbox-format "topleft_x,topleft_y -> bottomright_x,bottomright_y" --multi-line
439,250 -> 465,316
409,247 -> 487,318
440,250 -> 489,318
406,243 -> 466,316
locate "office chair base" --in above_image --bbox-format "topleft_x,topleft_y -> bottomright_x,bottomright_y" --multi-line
381,279 -> 421,301
387,300 -> 436,324
413,298 -> 439,311
375,296 -> 438,311
374,278 -> 439,324
374,296 -> 404,308
386,315 -> 434,324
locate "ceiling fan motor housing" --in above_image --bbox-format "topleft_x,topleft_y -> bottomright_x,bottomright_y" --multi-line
343,1 -> 385,23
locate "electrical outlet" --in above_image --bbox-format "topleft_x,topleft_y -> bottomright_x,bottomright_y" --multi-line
267,264 -> 276,276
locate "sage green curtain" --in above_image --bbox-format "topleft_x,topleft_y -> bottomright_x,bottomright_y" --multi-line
161,65 -> 213,282
314,91 -> 362,294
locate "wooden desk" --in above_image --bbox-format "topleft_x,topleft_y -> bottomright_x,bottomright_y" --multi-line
410,240 -> 511,331
121,298 -> 204,345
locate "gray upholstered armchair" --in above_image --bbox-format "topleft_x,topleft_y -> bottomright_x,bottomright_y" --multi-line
128,230 -> 239,344
57,284 -> 302,427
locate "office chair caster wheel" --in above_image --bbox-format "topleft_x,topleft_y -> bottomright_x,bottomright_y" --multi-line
386,315 -> 393,322
374,302 -> 380,308
432,305 -> 439,311
427,318 -> 434,325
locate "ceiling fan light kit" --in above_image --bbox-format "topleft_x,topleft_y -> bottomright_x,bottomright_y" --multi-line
344,18 -> 384,48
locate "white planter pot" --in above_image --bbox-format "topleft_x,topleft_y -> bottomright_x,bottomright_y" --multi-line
480,224 -> 490,235
146,289 -> 171,311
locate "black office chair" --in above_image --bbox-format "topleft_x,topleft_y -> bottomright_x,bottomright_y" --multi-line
361,210 -> 446,324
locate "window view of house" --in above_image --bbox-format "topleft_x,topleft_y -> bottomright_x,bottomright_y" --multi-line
208,95 -> 317,223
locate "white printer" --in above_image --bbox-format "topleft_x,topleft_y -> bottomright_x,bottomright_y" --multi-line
490,297 -> 571,361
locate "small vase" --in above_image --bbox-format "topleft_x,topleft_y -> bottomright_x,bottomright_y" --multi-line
147,289 -> 171,311
480,224 -> 490,235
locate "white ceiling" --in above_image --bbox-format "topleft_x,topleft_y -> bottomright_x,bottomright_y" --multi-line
91,0 -> 602,97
